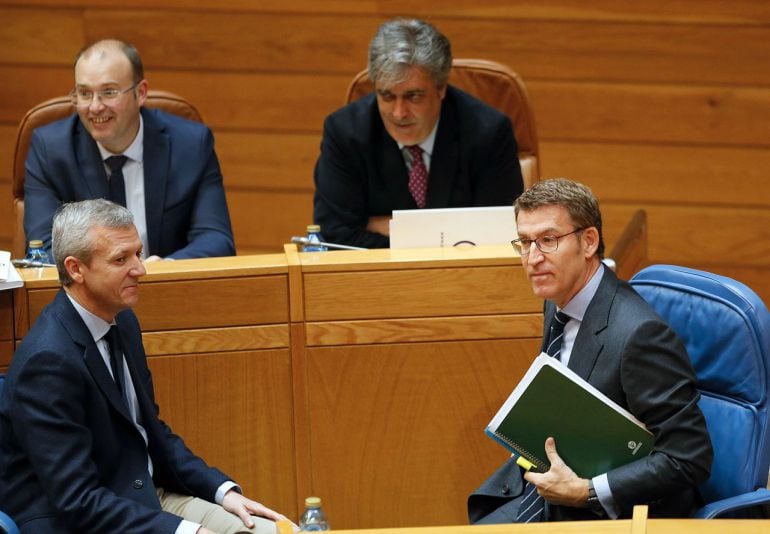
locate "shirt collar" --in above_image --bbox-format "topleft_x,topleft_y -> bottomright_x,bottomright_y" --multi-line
561,262 -> 605,322
397,117 -> 440,157
65,290 -> 112,343
96,114 -> 144,164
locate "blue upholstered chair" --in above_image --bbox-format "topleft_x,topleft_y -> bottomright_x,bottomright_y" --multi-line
629,265 -> 770,518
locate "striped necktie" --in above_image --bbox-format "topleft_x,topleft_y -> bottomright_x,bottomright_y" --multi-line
516,309 -> 572,523
405,145 -> 428,208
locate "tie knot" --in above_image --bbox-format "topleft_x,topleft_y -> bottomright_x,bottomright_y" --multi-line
554,310 -> 571,326
406,145 -> 423,160
105,155 -> 128,174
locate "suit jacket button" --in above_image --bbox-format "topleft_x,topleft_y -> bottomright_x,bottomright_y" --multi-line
133,479 -> 144,489
501,484 -> 510,495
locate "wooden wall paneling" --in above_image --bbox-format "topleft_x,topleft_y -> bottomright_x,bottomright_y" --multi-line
6,0 -> 770,25
0,66 -> 72,123
540,141 -> 770,208
227,190 -> 314,254
305,339 -> 541,529
215,132 -> 319,191
444,19 -> 770,86
148,349 -> 297,519
530,81 -> 770,147
147,70 -> 348,133
0,7 -> 84,65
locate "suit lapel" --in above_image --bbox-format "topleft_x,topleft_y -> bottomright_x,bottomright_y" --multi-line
74,120 -> 110,199
373,113 -> 416,209
141,108 -> 170,255
54,291 -> 133,421
427,93 -> 459,208
568,268 -> 618,381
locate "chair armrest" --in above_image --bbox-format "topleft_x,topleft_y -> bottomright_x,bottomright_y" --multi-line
0,510 -> 20,534
693,488 -> 770,518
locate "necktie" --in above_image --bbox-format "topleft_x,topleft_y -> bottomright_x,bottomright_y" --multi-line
105,155 -> 128,207
545,310 -> 571,359
406,145 -> 428,208
516,309 -> 572,523
105,325 -> 125,397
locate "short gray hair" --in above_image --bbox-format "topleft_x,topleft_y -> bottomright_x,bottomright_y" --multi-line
514,178 -> 605,259
52,199 -> 135,286
368,18 -> 452,88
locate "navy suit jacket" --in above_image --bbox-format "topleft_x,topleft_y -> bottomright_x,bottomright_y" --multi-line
313,86 -> 524,248
468,268 -> 713,522
0,290 -> 229,533
23,107 -> 235,259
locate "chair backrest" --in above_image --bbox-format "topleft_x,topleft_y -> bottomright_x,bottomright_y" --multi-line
11,91 -> 204,258
629,265 -> 770,506
345,59 -> 539,189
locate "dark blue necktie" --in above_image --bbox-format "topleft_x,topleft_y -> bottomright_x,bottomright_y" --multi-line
105,325 -> 125,398
516,309 -> 572,523
105,155 -> 128,207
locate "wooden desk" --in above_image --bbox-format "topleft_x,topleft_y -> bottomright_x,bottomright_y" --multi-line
13,256 -> 298,520
289,245 -> 543,528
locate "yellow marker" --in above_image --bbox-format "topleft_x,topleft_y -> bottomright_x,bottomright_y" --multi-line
516,456 -> 535,472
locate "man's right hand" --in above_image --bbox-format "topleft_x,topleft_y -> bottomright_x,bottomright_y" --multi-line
366,215 -> 391,236
197,528 -> 216,534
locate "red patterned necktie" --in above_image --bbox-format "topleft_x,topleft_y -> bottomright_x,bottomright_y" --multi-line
406,145 -> 428,208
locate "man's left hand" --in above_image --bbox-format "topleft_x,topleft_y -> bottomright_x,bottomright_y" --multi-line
222,490 -> 292,528
523,437 -> 590,507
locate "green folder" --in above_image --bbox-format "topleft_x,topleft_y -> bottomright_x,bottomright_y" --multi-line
486,353 -> 653,478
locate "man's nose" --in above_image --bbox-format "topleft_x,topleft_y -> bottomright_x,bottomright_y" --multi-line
392,98 -> 408,119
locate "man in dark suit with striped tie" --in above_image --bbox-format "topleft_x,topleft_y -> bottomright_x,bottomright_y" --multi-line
468,179 -> 713,523
0,200 -> 286,533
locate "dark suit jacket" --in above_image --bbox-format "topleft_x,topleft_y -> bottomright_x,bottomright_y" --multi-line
313,86 -> 524,248
23,107 -> 235,259
0,290 -> 230,533
468,268 -> 713,522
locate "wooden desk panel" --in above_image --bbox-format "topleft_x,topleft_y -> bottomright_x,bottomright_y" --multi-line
304,339 -> 541,529
149,348 -> 296,517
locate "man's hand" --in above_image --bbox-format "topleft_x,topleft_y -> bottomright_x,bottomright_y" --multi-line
366,215 -> 391,236
144,255 -> 163,263
524,437 -> 590,508
222,490 -> 291,528
197,528 -> 215,534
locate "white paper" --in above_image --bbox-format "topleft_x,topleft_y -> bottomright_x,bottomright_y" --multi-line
389,206 -> 515,249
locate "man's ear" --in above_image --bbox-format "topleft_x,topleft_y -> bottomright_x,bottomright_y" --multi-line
64,256 -> 86,284
582,227 -> 600,258
136,79 -> 149,107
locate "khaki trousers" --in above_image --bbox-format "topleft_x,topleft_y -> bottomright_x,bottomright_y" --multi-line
157,488 -> 277,534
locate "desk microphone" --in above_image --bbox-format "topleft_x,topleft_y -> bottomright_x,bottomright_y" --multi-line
12,258 -> 56,268
290,236 -> 367,251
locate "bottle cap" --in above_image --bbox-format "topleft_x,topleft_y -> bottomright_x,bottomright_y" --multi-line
29,239 -> 44,248
307,224 -> 321,233
305,496 -> 322,508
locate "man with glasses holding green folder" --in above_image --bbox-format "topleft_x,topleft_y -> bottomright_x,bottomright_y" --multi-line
468,178 -> 712,523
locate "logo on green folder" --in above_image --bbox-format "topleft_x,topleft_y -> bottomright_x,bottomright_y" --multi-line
628,441 -> 643,455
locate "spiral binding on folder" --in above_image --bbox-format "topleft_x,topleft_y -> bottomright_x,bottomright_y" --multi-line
491,431 -> 549,473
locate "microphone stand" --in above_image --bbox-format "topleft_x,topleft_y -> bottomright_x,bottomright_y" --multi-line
290,236 -> 367,251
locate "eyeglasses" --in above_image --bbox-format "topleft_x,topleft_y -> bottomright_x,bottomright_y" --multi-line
511,228 -> 586,256
71,82 -> 139,105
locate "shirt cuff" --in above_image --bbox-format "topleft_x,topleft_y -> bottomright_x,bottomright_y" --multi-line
215,481 -> 240,505
176,520 -> 201,534
593,474 -> 620,519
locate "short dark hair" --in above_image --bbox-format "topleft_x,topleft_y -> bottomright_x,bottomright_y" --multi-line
74,39 -> 144,83
368,18 -> 452,88
514,178 -> 605,258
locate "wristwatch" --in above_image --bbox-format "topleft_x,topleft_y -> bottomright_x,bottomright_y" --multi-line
586,480 -> 604,514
